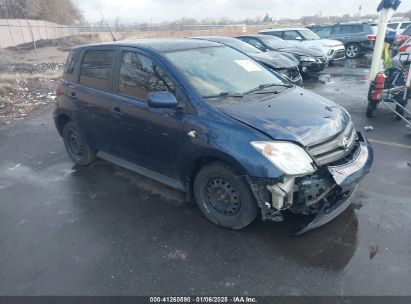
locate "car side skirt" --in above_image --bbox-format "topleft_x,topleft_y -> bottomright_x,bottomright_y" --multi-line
97,151 -> 186,192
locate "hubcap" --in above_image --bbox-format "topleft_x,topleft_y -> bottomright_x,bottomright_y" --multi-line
206,177 -> 241,216
346,45 -> 359,58
67,130 -> 84,160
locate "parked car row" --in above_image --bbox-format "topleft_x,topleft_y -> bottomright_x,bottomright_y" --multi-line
302,21 -> 411,59
54,38 -> 373,234
259,27 -> 346,61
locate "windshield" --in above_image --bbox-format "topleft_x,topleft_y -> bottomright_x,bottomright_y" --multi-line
299,29 -> 320,40
260,36 -> 292,49
164,46 -> 284,99
217,39 -> 262,54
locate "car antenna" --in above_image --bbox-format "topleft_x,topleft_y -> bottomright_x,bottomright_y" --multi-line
100,11 -> 117,42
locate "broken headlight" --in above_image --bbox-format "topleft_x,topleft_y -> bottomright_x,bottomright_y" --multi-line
251,141 -> 315,175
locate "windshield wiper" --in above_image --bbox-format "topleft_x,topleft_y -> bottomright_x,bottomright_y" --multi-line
202,92 -> 244,99
244,83 -> 293,95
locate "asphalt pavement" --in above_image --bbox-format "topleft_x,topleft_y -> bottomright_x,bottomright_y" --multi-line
0,57 -> 410,296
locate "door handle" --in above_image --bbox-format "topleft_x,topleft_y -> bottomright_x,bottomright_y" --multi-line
111,107 -> 125,116
70,92 -> 77,100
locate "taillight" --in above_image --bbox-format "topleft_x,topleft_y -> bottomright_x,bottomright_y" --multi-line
399,44 -> 410,53
55,82 -> 62,97
397,35 -> 409,45
367,35 -> 376,40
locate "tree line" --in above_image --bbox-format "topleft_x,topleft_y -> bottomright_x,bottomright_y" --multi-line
0,0 -> 83,24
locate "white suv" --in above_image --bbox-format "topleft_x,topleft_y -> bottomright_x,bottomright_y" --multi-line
388,21 -> 411,34
259,28 -> 345,62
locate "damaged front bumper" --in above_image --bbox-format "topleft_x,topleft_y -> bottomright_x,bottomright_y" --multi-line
249,133 -> 373,234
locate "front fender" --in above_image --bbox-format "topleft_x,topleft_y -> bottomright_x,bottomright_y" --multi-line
181,115 -> 284,180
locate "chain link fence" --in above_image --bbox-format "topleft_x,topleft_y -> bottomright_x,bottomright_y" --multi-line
0,19 -> 299,49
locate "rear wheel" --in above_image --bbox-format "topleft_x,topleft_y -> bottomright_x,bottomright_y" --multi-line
193,162 -> 259,230
62,121 -> 96,166
366,101 -> 377,117
346,43 -> 361,59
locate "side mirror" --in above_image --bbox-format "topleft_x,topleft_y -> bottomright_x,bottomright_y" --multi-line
148,91 -> 177,109
295,36 -> 303,41
399,53 -> 410,64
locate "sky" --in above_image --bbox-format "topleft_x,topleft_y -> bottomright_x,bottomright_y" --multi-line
73,0 -> 411,23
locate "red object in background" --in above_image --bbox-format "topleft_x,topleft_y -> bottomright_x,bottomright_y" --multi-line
396,35 -> 409,46
399,44 -> 410,53
369,72 -> 387,101
367,34 -> 376,41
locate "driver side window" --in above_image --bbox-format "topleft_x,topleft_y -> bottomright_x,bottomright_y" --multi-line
283,31 -> 301,40
119,52 -> 176,101
247,38 -> 265,50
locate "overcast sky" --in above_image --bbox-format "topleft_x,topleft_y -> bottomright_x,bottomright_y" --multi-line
73,0 -> 411,23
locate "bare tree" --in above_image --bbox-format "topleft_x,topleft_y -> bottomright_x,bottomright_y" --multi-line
0,0 -> 83,24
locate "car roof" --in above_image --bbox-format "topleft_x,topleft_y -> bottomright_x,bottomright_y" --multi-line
70,38 -> 221,53
260,28 -> 307,33
237,34 -> 276,39
192,36 -> 238,43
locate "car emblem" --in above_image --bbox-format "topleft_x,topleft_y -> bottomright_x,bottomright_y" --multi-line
342,136 -> 350,149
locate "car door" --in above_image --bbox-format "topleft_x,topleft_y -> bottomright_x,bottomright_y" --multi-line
110,50 -> 186,180
74,48 -> 118,152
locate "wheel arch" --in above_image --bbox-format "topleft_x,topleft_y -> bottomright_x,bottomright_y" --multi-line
184,153 -> 250,202
55,113 -> 72,136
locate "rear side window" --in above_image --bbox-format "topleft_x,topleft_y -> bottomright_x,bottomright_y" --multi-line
388,23 -> 398,30
335,25 -> 352,34
401,22 -> 411,29
350,25 -> 364,33
119,52 -> 175,101
80,50 -> 115,91
63,50 -> 80,82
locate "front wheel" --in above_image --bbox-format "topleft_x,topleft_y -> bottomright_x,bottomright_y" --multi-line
345,43 -> 361,59
193,162 -> 259,230
62,121 -> 96,166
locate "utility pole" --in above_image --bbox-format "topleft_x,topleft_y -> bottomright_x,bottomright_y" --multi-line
369,0 -> 401,81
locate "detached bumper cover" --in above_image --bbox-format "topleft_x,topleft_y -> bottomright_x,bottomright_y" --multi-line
328,135 -> 373,188
295,134 -> 373,235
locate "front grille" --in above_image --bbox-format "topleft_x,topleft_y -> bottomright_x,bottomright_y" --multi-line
307,122 -> 357,166
317,57 -> 327,63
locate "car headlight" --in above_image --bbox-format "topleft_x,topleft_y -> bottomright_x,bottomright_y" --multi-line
251,141 -> 315,176
327,49 -> 334,55
299,55 -> 316,62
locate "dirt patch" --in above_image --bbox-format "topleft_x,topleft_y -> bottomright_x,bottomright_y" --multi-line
0,67 -> 62,124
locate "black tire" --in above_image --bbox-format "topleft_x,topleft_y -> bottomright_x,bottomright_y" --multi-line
366,101 -> 377,117
62,121 -> 96,166
345,43 -> 361,59
193,162 -> 259,230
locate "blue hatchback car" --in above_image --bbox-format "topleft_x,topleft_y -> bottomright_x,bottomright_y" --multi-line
54,39 -> 373,234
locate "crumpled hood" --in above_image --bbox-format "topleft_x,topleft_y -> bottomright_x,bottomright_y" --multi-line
249,51 -> 298,69
217,87 -> 351,147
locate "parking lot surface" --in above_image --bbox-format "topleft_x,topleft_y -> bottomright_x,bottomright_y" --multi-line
0,57 -> 410,296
